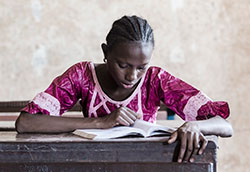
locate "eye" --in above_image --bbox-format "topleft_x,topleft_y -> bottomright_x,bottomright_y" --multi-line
137,66 -> 146,70
118,63 -> 128,69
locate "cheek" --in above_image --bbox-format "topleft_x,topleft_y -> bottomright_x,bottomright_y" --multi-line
111,65 -> 124,79
108,63 -> 117,74
137,70 -> 147,79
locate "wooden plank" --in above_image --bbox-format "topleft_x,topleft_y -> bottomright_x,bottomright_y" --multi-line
0,101 -> 169,112
0,100 -> 82,112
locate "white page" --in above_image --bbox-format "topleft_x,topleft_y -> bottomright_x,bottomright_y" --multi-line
73,120 -> 174,139
132,120 -> 174,137
80,126 -> 147,139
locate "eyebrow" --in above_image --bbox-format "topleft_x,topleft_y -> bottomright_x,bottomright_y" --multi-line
116,60 -> 149,66
138,63 -> 149,66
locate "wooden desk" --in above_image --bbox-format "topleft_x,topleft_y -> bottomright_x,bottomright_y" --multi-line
0,132 -> 217,172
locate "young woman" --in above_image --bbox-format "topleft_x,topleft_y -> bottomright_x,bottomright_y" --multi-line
15,15 -> 233,163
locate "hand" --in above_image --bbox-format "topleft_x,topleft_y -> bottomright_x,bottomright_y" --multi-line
100,106 -> 141,128
167,122 -> 208,163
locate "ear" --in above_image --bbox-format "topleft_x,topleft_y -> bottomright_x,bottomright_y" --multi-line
101,43 -> 109,59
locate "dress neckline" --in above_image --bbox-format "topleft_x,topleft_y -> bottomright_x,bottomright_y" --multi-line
89,62 -> 146,104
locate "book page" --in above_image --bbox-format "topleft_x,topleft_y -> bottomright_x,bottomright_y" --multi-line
132,120 -> 174,137
74,126 -> 147,140
73,120 -> 175,139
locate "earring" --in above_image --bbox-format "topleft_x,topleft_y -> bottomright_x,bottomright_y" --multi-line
103,58 -> 107,63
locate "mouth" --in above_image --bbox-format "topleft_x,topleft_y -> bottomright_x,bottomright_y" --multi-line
121,82 -> 135,89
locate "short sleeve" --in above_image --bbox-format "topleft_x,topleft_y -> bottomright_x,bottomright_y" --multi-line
21,62 -> 89,116
155,68 -> 230,121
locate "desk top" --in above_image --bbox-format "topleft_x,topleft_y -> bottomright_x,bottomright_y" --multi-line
0,131 -> 218,172
0,131 -> 217,146
0,131 -> 170,142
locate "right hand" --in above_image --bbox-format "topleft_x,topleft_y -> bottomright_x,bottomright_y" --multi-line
167,122 -> 208,163
100,106 -> 141,128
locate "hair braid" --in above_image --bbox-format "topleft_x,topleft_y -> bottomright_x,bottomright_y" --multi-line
106,15 -> 154,49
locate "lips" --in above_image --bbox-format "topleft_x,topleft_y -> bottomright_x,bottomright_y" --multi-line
121,82 -> 135,89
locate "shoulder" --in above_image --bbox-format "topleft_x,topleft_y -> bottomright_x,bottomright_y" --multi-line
46,61 -> 94,96
66,61 -> 91,72
143,66 -> 180,92
51,61 -> 93,86
145,66 -> 174,81
62,61 -> 93,77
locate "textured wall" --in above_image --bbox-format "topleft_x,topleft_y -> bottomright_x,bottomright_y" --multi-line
1,0 -> 250,171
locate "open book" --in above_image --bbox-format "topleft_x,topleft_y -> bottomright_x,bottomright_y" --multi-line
73,120 -> 175,140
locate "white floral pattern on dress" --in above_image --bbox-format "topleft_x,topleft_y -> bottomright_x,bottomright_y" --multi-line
32,92 -> 60,116
183,92 -> 211,121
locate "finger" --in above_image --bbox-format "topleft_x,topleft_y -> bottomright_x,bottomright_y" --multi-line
119,110 -> 135,125
124,107 -> 139,120
183,132 -> 193,162
198,134 -> 208,155
190,133 -> 200,162
124,107 -> 141,119
178,133 -> 187,163
136,113 -> 142,119
117,116 -> 130,126
168,131 -> 178,144
118,107 -> 136,122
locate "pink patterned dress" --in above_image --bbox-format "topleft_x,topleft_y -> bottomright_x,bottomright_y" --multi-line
22,61 -> 229,123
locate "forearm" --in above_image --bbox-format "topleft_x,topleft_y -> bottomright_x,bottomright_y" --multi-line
190,115 -> 233,137
15,112 -> 104,134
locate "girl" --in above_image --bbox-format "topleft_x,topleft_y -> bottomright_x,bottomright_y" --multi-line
15,15 -> 233,163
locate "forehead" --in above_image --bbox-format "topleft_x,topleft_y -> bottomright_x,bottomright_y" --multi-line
109,42 -> 153,64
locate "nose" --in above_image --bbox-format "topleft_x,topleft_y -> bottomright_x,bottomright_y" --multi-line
125,68 -> 137,83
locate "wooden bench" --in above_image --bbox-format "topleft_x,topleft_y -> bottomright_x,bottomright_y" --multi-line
0,100 -> 175,121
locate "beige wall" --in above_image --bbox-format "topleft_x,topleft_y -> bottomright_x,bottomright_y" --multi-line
1,0 -> 249,171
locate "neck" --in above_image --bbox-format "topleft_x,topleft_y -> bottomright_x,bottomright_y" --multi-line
95,64 -> 138,101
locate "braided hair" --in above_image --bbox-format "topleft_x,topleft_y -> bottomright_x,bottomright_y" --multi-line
106,15 -> 154,49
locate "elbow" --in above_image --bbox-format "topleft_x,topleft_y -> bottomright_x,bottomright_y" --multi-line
221,122 -> 234,138
15,112 -> 31,133
226,123 -> 234,137
214,115 -> 234,138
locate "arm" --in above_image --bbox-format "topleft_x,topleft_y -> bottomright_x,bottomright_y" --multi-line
154,68 -> 232,162
168,116 -> 233,163
15,112 -> 103,133
15,106 -> 140,133
193,115 -> 233,137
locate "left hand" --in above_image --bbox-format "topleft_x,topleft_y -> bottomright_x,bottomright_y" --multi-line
167,122 -> 208,163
